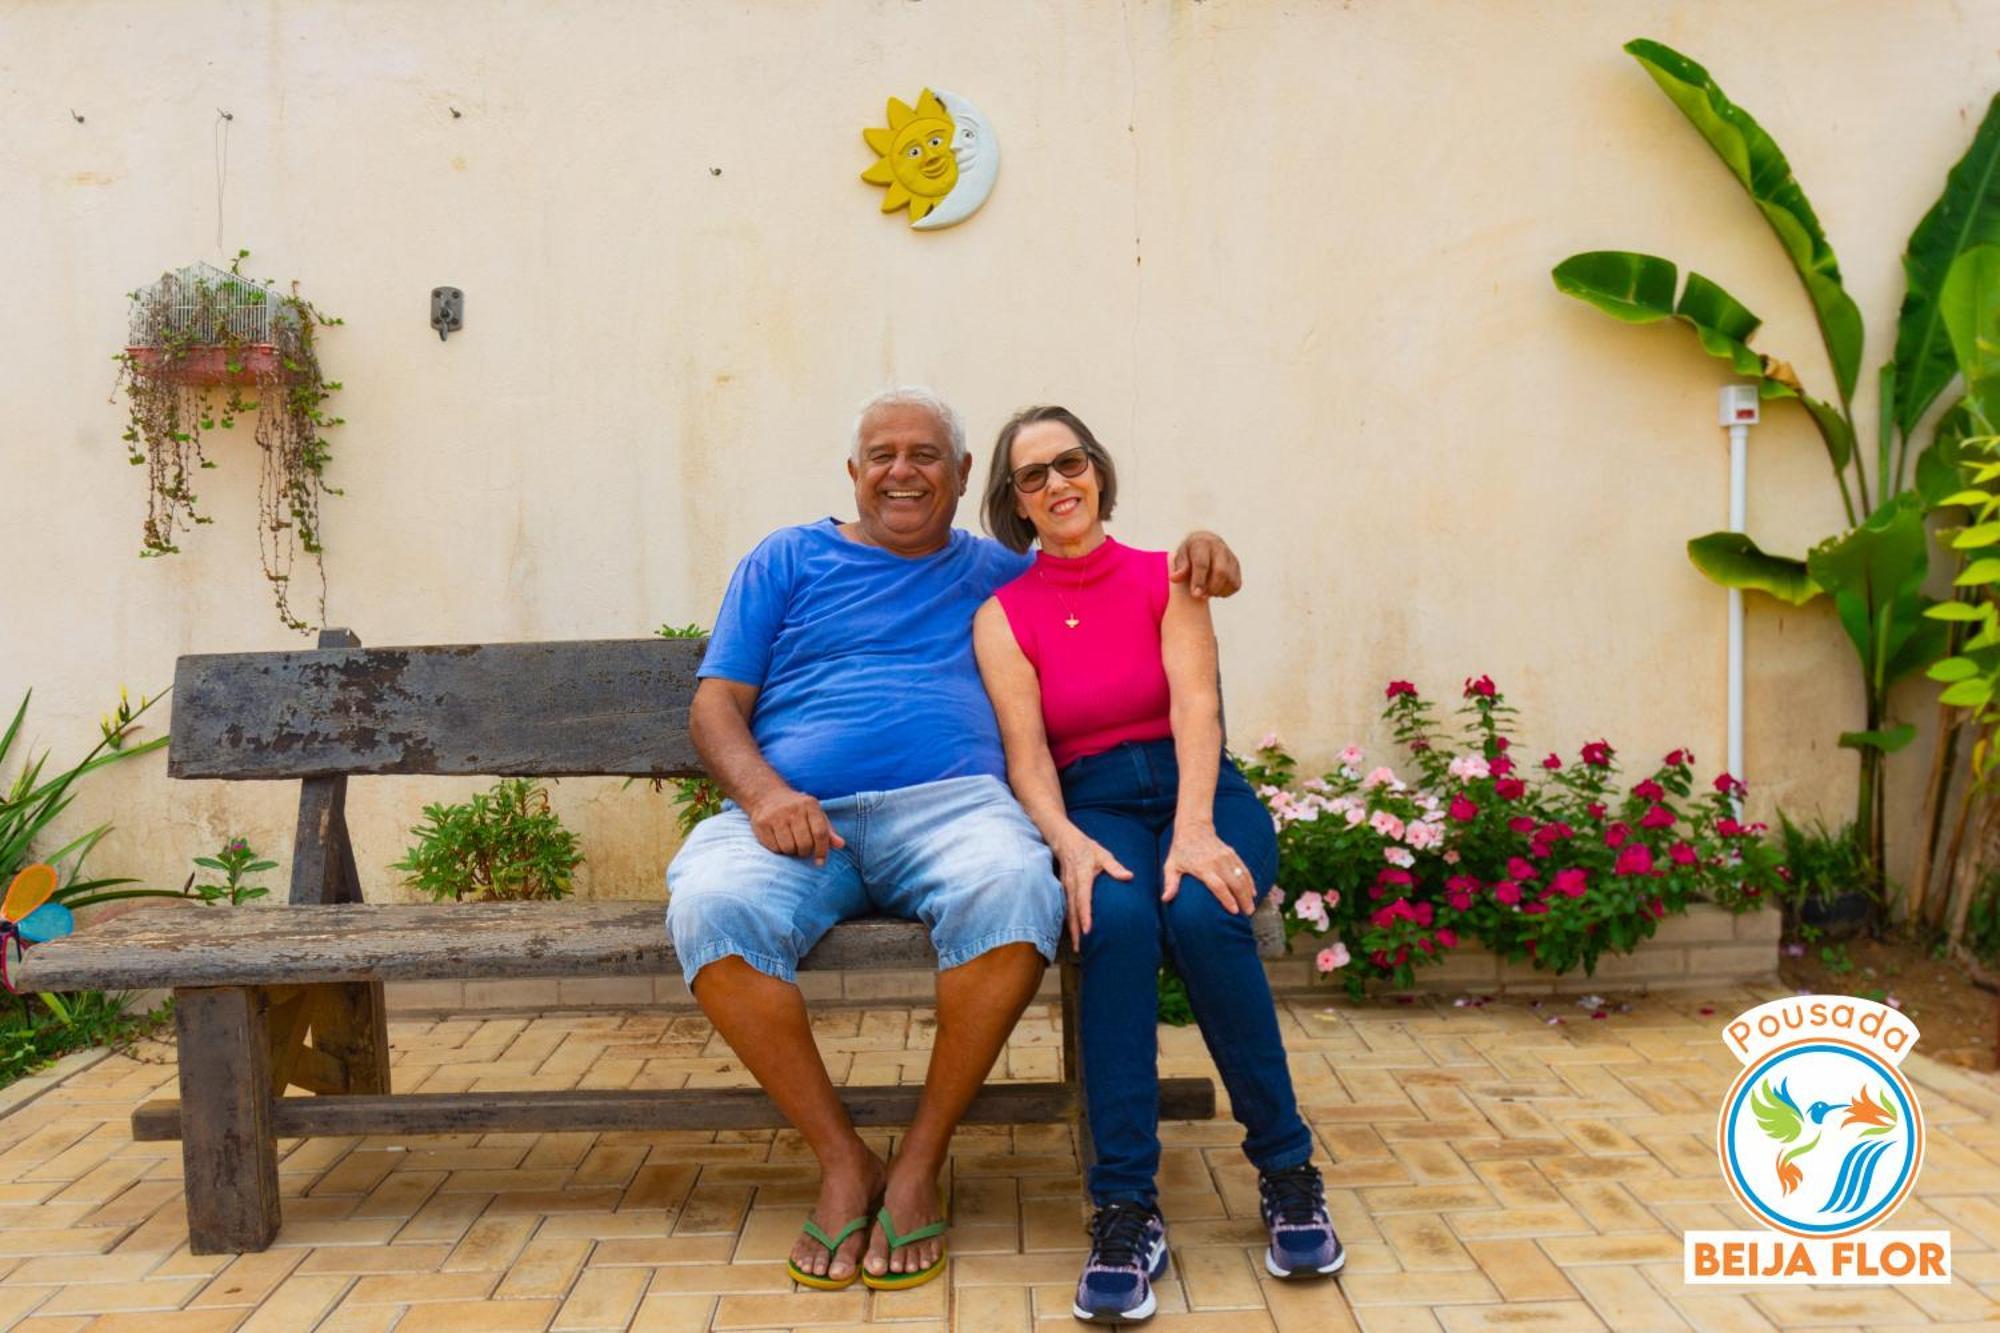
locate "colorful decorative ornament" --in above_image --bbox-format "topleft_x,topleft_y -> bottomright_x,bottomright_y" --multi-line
862,88 -> 999,230
2,863 -> 73,993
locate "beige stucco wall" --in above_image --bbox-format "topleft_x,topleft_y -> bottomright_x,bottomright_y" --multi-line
2,0 -> 1992,906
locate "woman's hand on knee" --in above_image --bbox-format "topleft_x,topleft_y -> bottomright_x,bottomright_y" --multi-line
1161,826 -> 1258,916
1049,826 -> 1132,950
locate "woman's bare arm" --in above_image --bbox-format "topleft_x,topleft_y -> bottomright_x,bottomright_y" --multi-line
1160,580 -> 1256,913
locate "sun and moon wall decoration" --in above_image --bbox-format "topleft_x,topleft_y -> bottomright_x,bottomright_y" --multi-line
861,88 -> 998,230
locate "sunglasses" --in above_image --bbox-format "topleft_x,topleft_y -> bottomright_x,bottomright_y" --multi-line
1010,447 -> 1091,494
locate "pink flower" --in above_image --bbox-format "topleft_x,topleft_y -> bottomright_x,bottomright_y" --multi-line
1293,890 -> 1327,925
1669,841 -> 1698,866
1638,803 -> 1676,831
1449,793 -> 1479,823
1363,767 -> 1400,791
1507,856 -> 1539,881
1463,674 -> 1497,698
1541,752 -> 1563,770
1714,772 -> 1746,797
1493,880 -> 1522,905
1385,680 -> 1418,700
1403,820 -> 1443,850
1338,744 -> 1365,767
1551,868 -> 1589,897
1613,844 -> 1655,877
1316,942 -> 1350,973
1604,821 -> 1631,849
1448,754 -> 1491,781
1495,777 -> 1526,801
1580,740 -> 1614,768
1442,850 -> 1460,864
1508,815 -> 1537,835
1369,809 -> 1406,840
1490,754 -> 1515,778
1324,888 -> 1340,909
1343,806 -> 1367,827
1256,731 -> 1282,751
1384,846 -> 1415,868
1633,779 -> 1664,801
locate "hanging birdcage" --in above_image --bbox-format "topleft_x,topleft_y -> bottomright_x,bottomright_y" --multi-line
125,261 -> 299,383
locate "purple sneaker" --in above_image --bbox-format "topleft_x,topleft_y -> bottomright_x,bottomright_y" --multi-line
1259,1163 -> 1344,1279
1072,1202 -> 1169,1323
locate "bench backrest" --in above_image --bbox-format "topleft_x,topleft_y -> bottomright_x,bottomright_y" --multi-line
170,636 -> 707,780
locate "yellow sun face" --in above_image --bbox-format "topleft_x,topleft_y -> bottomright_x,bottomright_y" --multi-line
862,89 -> 959,224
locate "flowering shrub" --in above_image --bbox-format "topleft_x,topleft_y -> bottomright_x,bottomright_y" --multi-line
1239,677 -> 1784,996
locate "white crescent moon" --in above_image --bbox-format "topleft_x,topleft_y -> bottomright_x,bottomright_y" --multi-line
912,90 -> 998,231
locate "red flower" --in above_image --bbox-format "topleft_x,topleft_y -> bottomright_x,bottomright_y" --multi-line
1490,754 -> 1516,777
1411,901 -> 1435,927
1581,740 -> 1614,768
1495,777 -> 1526,801
1449,793 -> 1479,822
1613,844 -> 1655,876
1395,946 -> 1410,966
1377,867 -> 1416,887
1551,867 -> 1589,897
1633,779 -> 1664,801
1717,817 -> 1745,838
1586,801 -> 1607,820
1541,821 -> 1576,841
1669,841 -> 1699,867
1665,749 -> 1692,767
1541,752 -> 1563,770
1604,821 -> 1631,849
1385,680 -> 1418,700
1508,815 -> 1537,835
1463,674 -> 1497,698
1520,900 -> 1550,915
1638,803 -> 1676,831
1495,737 -> 1510,751
1647,897 -> 1667,919
1493,880 -> 1523,905
1507,856 -> 1538,881
1714,772 -> 1747,797
1370,950 -> 1390,968
1416,934 -> 1437,956
1435,928 -> 1459,949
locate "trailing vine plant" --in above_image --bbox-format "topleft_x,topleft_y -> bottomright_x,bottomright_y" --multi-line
117,251 -> 344,633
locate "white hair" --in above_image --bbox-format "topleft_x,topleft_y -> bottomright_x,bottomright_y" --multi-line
851,386 -> 967,462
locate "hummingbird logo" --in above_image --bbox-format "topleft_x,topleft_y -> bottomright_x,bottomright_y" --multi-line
1748,1078 -> 1900,1211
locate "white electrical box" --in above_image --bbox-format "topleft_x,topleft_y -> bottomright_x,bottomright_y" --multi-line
1718,383 -> 1760,427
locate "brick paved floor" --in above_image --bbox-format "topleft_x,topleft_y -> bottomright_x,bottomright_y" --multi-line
1,986 -> 1998,1331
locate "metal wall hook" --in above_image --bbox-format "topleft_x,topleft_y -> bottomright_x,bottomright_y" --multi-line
430,287 -> 463,342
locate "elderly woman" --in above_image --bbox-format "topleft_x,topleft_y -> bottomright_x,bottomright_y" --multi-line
971,406 -> 1343,1324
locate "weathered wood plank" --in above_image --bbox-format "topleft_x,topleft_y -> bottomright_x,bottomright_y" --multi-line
309,981 -> 391,1094
131,1078 -> 1217,1139
169,638 -> 707,779
176,988 -> 281,1254
13,903 -> 943,992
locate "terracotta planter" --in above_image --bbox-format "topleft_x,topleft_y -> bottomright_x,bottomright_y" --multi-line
124,344 -> 279,387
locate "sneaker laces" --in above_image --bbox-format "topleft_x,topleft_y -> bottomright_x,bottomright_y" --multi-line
1261,1163 -> 1326,1226
1087,1202 -> 1157,1269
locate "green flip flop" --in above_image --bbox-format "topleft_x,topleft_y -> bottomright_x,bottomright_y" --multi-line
787,1212 -> 872,1291
861,1204 -> 949,1291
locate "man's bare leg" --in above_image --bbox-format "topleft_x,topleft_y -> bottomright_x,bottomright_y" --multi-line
865,942 -> 1046,1276
692,957 -> 885,1282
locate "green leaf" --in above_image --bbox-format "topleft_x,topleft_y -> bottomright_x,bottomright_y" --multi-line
1839,725 -> 1919,753
1941,679 -> 1994,709
1808,492 -> 1934,683
1926,601 -> 1990,621
1687,532 -> 1821,605
1928,656 -> 1981,682
1941,244 -> 2000,391
1915,397 -> 1973,506
1940,490 -> 1998,511
1894,94 -> 2000,433
1957,559 -> 2000,585
1955,522 -> 2000,549
1626,39 -> 1865,402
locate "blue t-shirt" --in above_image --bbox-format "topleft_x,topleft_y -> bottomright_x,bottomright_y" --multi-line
698,520 -> 1033,800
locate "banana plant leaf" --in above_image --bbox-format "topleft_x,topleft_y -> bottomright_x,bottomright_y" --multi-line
1687,531 -> 1822,605
1838,725 -> 1920,755
1552,250 -> 1852,468
1893,94 -> 2000,435
1941,243 -> 2000,390
1807,491 -> 1942,692
1626,39 -> 1865,404
1917,400 -> 1978,507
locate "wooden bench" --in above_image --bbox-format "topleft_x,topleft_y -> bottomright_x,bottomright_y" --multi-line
16,630 -> 1283,1253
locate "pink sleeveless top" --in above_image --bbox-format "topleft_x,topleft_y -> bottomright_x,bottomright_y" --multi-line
994,537 -> 1173,769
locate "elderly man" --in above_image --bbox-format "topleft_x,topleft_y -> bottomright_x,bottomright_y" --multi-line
666,387 -> 1240,1292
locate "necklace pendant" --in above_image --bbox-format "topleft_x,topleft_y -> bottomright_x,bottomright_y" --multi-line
1064,615 -> 1080,629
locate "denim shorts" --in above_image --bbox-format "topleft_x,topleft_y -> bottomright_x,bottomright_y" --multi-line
665,774 -> 1064,985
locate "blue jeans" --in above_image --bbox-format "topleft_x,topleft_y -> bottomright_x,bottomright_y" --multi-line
1061,739 -> 1313,1206
666,774 -> 1064,984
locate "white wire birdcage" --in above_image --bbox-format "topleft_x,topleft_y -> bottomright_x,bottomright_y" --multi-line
127,261 -> 295,346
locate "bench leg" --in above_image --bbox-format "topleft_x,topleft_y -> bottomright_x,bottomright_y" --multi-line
312,981 -> 392,1094
176,986 -> 281,1253
1059,957 -> 1097,1183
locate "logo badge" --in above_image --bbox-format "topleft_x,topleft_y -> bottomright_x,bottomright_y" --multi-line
1686,996 -> 1951,1285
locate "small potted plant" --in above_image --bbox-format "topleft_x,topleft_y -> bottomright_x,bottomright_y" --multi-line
117,252 -> 344,634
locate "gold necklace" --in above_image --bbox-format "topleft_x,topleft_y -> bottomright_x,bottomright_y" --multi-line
1035,563 -> 1085,629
